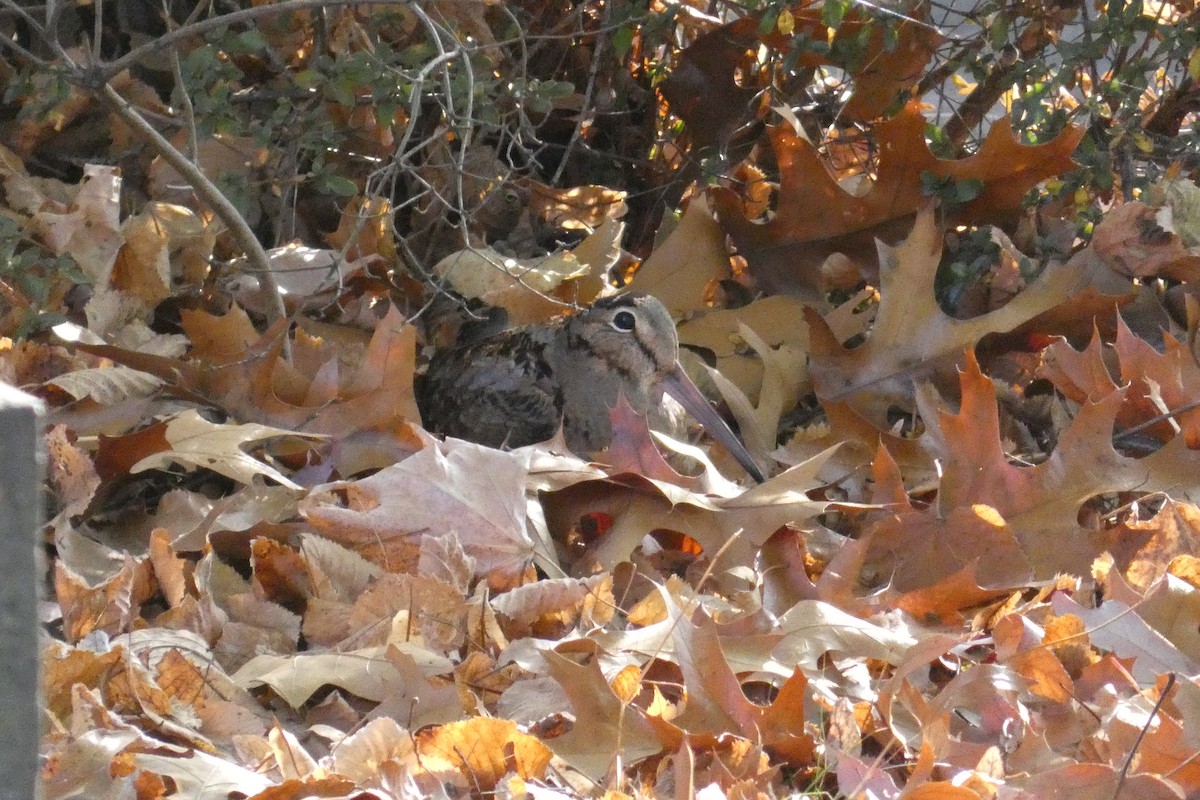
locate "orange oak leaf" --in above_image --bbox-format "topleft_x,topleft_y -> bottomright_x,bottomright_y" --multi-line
907,350 -> 1200,583
1040,316 -> 1200,447
711,103 -> 1084,289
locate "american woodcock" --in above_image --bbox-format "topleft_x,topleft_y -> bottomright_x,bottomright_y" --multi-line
419,293 -> 765,482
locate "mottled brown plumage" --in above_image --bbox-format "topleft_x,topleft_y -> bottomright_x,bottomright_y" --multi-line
419,293 -> 764,481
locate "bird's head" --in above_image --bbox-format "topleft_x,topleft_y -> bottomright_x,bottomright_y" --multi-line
566,293 -> 679,386
565,293 -> 766,483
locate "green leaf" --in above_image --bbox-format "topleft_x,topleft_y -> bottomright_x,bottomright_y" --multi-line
759,9 -> 779,36
823,0 -> 847,30
319,175 -> 360,197
613,24 -> 635,59
953,178 -> 985,203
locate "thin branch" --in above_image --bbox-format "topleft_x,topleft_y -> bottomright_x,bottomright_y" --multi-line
98,0 -> 414,81
95,82 -> 288,338
1112,673 -> 1175,799
551,1 -> 608,185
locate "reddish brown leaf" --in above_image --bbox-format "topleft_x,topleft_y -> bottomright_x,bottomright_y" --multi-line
712,103 -> 1084,287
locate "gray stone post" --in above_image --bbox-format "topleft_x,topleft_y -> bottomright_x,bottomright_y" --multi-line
0,384 -> 44,800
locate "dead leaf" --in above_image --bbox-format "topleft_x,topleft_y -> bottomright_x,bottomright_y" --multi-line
805,206 -> 1097,422
416,718 -> 553,788
114,409 -> 321,489
300,433 -> 542,582
629,194 -> 731,315
712,104 -> 1085,289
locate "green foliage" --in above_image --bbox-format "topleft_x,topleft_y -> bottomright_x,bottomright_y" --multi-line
921,172 -> 985,208
0,217 -> 83,338
968,0 -> 1197,198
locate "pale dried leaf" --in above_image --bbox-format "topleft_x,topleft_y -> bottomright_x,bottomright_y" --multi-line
130,409 -> 322,489
301,434 -> 538,580
47,366 -> 164,404
233,644 -> 452,707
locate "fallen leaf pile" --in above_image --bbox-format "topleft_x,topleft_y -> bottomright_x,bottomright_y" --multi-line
5,2 -> 1200,799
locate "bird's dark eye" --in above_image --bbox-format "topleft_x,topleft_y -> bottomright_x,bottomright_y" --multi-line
610,310 -> 636,332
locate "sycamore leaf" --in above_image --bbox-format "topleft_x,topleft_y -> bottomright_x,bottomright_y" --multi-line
300,433 -> 542,582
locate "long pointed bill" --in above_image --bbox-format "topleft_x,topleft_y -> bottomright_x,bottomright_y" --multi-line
659,363 -> 765,483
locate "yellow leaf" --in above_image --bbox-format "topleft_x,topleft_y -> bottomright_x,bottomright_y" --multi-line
777,9 -> 795,34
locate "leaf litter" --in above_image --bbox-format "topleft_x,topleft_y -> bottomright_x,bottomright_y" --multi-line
10,10 -> 1200,800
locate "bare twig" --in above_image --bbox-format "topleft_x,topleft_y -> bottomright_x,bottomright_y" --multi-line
97,0 -> 414,82
1112,672 -> 1175,799
95,82 -> 288,337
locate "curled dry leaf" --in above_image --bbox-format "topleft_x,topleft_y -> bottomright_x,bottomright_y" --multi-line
667,608 -> 814,763
73,303 -> 423,436
543,444 -> 833,571
45,365 -> 164,406
233,644 -> 453,708
326,717 -> 424,787
415,718 -> 553,789
1092,200 -> 1200,282
603,393 -> 692,486
111,408 -> 322,490
705,322 -> 806,463
29,164 -> 123,287
528,182 -> 628,230
490,573 -> 615,639
433,219 -> 621,325
53,556 -> 155,643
